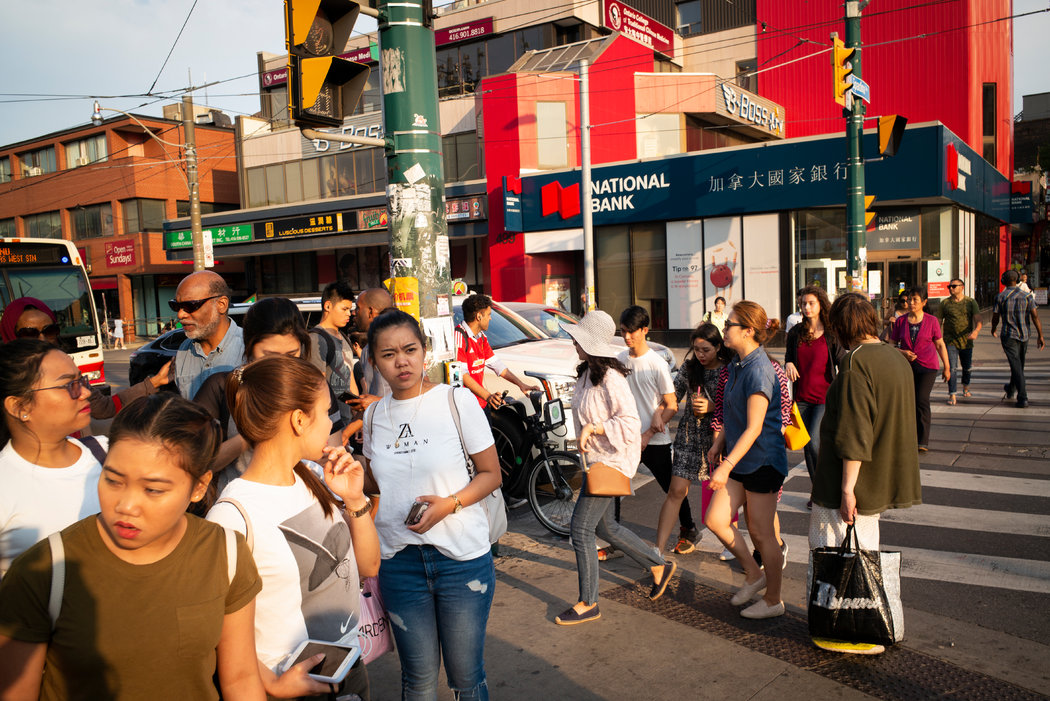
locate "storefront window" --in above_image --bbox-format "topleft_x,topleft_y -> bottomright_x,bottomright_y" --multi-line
595,223 -> 668,329
260,251 -> 317,294
920,207 -> 952,259
795,209 -> 846,293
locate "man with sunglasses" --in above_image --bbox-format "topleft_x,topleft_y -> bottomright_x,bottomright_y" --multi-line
171,271 -> 244,400
939,278 -> 982,405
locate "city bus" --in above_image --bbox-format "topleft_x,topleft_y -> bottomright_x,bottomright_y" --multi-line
0,237 -> 108,389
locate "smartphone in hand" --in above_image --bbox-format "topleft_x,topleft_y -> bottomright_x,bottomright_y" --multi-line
287,640 -> 361,684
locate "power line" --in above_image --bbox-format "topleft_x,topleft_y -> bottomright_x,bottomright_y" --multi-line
147,0 -> 202,95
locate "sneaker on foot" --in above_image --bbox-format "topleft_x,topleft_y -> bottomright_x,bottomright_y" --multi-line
718,548 -> 735,561
597,546 -> 623,561
674,527 -> 699,554
741,599 -> 785,619
506,496 -> 528,509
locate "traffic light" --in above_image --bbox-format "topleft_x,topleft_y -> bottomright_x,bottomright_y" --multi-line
833,37 -> 855,107
864,195 -> 877,230
286,0 -> 370,128
878,115 -> 907,157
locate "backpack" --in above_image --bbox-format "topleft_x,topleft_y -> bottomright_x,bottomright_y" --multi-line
309,327 -> 338,374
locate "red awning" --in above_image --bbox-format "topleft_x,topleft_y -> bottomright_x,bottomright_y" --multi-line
91,277 -> 118,290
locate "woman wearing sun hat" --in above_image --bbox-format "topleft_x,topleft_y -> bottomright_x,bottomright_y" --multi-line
555,310 -> 676,626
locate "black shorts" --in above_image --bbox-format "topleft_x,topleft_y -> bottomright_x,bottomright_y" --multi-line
729,465 -> 785,494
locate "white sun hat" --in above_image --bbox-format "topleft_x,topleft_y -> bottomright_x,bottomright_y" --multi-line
560,310 -> 621,359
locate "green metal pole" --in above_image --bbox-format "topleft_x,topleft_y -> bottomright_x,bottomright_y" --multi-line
845,0 -> 867,294
377,0 -> 452,376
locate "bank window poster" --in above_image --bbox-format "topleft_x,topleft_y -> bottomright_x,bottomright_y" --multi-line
703,217 -> 742,312
741,214 -> 780,323
665,221 -> 704,329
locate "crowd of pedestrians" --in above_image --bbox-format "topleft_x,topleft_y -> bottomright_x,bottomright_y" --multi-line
0,267 -> 1043,697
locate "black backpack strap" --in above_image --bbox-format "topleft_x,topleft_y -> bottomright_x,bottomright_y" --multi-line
310,328 -> 337,369
79,435 -> 107,465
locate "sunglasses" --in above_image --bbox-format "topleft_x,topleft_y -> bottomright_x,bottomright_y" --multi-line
28,375 -> 92,400
15,324 -> 61,338
948,284 -> 962,289
724,321 -> 747,330
168,295 -> 221,314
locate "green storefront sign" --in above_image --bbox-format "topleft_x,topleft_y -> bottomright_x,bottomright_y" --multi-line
164,224 -> 253,250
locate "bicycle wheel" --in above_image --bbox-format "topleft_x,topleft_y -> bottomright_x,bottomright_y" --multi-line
528,451 -> 584,536
488,411 -> 529,495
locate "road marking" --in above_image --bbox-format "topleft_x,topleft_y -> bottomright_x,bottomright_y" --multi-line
917,469 -> 1050,498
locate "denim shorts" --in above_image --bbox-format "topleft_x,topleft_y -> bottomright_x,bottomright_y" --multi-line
729,464 -> 785,494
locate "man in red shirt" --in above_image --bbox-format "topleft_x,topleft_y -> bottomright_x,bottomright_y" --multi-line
457,294 -> 540,408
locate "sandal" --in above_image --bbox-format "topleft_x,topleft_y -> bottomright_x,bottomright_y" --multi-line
947,395 -> 957,405
963,387 -> 972,397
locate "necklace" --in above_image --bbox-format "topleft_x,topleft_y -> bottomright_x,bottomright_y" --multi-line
384,376 -> 426,448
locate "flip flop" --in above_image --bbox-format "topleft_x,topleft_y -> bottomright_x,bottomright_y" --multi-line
963,389 -> 972,397
946,395 -> 956,405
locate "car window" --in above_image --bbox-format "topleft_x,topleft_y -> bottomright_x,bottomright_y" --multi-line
513,307 -> 578,339
159,330 -> 187,351
453,303 -> 543,349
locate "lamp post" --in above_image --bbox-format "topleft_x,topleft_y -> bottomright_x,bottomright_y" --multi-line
92,95 -> 207,271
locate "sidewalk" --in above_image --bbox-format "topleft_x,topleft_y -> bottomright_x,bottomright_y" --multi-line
365,320 -> 1050,700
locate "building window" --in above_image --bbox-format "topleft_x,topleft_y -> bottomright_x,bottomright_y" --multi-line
982,82 -> 996,166
71,203 -> 113,240
736,59 -> 757,93
636,113 -> 682,159
19,146 -> 57,177
64,134 -> 107,169
123,198 -> 167,233
537,102 -> 569,169
0,218 -> 15,237
443,131 -> 483,182
23,211 -> 63,239
0,157 -> 11,184
676,0 -> 702,36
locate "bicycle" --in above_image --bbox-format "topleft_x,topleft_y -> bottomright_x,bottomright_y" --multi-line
488,391 -> 583,536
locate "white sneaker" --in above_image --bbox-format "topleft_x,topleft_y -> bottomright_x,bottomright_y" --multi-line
741,599 -> 785,619
718,548 -> 735,561
730,574 -> 767,606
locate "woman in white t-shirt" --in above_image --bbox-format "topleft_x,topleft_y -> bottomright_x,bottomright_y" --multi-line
1,339 -> 104,576
208,356 -> 380,699
360,309 -> 500,701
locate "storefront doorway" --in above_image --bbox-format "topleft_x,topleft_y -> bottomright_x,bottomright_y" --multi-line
871,259 -> 920,321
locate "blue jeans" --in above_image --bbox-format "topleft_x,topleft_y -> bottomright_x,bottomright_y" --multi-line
1002,338 -> 1028,402
945,345 -> 973,395
570,488 -> 665,605
795,401 -> 825,486
378,546 -> 495,701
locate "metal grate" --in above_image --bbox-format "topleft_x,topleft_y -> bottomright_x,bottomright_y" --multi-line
603,578 -> 1046,700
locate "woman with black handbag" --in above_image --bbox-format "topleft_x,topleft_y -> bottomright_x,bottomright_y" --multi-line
556,310 -> 675,626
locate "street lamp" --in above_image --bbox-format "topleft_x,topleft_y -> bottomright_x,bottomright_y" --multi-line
91,96 -> 207,271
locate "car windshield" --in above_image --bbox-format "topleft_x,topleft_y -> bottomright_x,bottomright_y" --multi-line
453,303 -> 544,349
512,307 -> 580,339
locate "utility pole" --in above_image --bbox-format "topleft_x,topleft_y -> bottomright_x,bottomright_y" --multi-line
844,0 -> 867,294
181,94 -> 207,271
376,0 -> 452,376
579,60 -> 595,312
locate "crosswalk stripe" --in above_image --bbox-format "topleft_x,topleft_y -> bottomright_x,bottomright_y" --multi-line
917,469 -> 1050,498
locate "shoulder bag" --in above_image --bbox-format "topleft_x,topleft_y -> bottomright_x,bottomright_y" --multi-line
447,387 -> 508,543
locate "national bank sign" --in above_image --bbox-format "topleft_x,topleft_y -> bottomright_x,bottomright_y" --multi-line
513,124 -> 1010,232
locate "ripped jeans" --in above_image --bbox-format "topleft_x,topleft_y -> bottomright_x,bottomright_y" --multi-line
378,545 -> 495,701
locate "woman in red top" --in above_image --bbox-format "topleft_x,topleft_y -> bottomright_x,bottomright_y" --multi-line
889,287 -> 950,451
784,286 -> 843,508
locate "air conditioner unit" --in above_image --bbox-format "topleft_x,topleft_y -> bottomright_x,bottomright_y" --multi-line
28,166 -> 43,177
75,157 -> 90,167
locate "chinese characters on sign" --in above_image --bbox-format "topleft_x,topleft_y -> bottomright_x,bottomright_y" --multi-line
445,196 -> 485,221
707,162 -> 845,194
602,0 -> 674,57
867,210 -> 920,252
164,224 -> 252,250
255,213 -> 344,240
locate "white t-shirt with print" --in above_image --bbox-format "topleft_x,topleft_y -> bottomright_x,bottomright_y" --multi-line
618,348 -> 675,446
363,385 -> 494,561
0,436 -> 106,575
207,465 -> 361,671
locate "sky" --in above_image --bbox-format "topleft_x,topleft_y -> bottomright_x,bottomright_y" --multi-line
0,0 -> 1047,147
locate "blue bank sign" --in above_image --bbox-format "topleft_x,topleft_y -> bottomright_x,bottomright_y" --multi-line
514,124 -> 1009,231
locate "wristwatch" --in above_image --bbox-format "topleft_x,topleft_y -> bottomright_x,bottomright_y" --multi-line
344,496 -> 373,519
449,493 -> 463,513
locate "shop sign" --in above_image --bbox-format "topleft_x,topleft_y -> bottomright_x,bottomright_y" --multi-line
602,0 -> 674,58
867,209 -> 921,251
435,18 -> 493,46
446,195 -> 485,221
302,113 -> 384,156
255,213 -> 345,240
105,239 -> 136,267
261,67 -> 288,88
164,224 -> 252,250
927,259 -> 951,298
358,207 -> 388,230
1010,180 -> 1034,223
503,176 -> 523,232
718,83 -> 785,138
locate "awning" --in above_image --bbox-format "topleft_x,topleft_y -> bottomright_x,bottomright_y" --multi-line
91,276 -> 118,290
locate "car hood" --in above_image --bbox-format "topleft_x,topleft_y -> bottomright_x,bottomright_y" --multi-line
493,338 -> 578,379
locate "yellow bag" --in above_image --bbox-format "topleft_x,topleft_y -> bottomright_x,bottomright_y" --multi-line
784,402 -> 811,450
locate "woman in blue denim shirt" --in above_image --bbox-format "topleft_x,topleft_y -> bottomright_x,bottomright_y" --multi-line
705,301 -> 788,619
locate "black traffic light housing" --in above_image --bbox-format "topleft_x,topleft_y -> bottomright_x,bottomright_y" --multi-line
286,0 -> 370,128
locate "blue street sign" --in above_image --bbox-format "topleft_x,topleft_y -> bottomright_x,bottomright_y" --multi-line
848,75 -> 871,102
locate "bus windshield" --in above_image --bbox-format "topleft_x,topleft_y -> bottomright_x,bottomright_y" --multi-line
1,267 -> 100,351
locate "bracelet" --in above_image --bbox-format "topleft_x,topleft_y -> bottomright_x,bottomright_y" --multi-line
722,457 -> 735,467
344,496 -> 373,519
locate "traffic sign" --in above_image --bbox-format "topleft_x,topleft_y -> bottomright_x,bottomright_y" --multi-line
848,75 -> 870,102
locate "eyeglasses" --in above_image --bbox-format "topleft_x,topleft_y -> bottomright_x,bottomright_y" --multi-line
168,295 -> 221,314
15,324 -> 61,339
29,375 -> 92,400
724,321 -> 747,330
